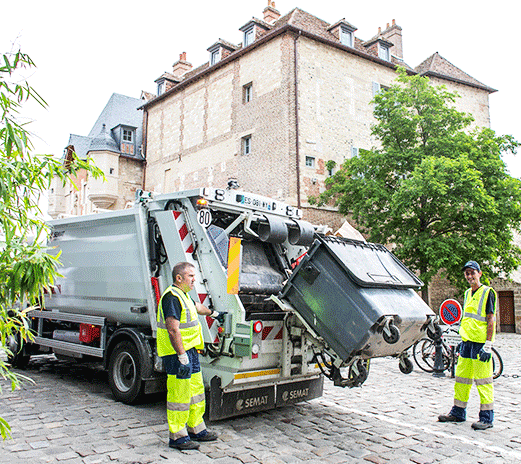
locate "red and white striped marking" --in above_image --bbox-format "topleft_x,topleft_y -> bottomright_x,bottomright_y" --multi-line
172,210 -> 219,343
262,325 -> 283,341
172,211 -> 195,254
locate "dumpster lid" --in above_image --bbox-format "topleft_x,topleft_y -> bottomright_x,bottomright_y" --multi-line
318,235 -> 423,289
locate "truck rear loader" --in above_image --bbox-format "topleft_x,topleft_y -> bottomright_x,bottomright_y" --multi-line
10,188 -> 435,420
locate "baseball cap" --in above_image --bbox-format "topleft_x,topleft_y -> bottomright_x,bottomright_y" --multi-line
462,260 -> 480,272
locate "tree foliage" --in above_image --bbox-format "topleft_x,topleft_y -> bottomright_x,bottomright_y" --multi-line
0,50 -> 103,439
311,67 -> 521,296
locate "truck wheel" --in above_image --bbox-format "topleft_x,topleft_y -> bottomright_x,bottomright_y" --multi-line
108,341 -> 145,404
7,333 -> 31,369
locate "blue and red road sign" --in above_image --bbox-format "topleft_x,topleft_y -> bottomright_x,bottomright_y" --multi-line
439,299 -> 462,325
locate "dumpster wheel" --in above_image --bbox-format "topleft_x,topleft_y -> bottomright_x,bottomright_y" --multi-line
383,324 -> 400,344
348,359 -> 369,387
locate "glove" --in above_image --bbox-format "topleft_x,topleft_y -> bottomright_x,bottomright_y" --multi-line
211,311 -> 227,324
177,353 -> 191,378
478,340 -> 492,362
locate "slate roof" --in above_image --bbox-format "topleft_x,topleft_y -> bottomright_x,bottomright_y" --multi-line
89,124 -> 120,153
415,52 -> 496,93
88,93 -> 143,138
67,134 -> 92,160
65,93 -> 144,161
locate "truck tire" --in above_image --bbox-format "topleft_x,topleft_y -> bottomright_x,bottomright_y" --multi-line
7,333 -> 31,369
108,341 -> 145,404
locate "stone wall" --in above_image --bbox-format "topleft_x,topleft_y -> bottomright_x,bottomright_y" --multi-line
144,35 -> 295,203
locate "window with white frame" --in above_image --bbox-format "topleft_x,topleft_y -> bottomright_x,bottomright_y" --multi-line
305,156 -> 315,168
340,25 -> 354,47
244,26 -> 255,47
242,135 -> 252,155
378,43 -> 390,61
210,48 -> 221,65
122,129 -> 133,142
157,81 -> 165,96
243,83 -> 252,103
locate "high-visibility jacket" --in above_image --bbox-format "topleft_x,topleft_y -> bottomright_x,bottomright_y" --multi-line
459,285 -> 496,343
156,285 -> 204,357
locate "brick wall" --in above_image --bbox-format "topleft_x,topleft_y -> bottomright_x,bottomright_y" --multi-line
145,35 -> 295,202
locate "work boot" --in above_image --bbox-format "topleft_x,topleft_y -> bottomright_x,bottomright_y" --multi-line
169,438 -> 200,450
189,429 -> 218,442
472,421 -> 493,430
438,414 -> 465,422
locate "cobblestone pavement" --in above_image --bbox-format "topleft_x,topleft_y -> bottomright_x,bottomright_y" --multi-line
1,333 -> 520,464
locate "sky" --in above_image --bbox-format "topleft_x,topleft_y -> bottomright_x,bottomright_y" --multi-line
2,0 -> 520,177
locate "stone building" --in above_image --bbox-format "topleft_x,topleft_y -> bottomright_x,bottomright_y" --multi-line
140,3 -> 521,332
47,93 -> 146,217
142,3 -> 494,233
48,3 -> 520,332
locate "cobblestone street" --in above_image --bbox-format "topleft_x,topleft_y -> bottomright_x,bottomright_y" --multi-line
1,333 -> 520,464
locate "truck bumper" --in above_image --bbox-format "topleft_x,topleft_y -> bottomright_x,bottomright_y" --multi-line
207,375 -> 324,421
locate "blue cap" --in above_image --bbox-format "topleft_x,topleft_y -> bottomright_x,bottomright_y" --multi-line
462,260 -> 480,272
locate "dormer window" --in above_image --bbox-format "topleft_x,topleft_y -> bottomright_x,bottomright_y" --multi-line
239,19 -> 270,48
157,81 -> 165,96
244,26 -> 255,47
210,48 -> 221,65
119,126 -> 136,155
122,129 -> 133,143
379,43 -> 390,61
340,25 -> 354,47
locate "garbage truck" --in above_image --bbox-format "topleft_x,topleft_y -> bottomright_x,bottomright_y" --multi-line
12,187 -> 436,420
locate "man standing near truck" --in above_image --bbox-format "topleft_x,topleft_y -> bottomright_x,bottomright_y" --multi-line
157,261 -> 225,450
438,260 -> 497,430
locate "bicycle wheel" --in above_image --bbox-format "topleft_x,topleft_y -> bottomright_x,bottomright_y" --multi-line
492,347 -> 503,379
413,338 -> 436,372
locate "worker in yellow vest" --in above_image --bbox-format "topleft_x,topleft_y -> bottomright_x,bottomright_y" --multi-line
438,260 -> 497,430
157,261 -> 226,450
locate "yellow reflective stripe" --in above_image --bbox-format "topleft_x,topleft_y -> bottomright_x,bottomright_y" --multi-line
234,368 -> 280,380
157,319 -> 167,329
227,237 -> 241,295
169,427 -> 188,440
191,393 -> 205,405
478,288 -> 488,317
455,376 -> 473,385
463,311 -> 487,322
187,421 -> 206,435
167,401 -> 190,412
454,399 -> 468,408
179,320 -> 200,329
475,377 -> 493,386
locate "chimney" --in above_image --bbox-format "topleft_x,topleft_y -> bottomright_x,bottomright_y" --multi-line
379,20 -> 403,59
172,52 -> 193,77
263,0 -> 280,23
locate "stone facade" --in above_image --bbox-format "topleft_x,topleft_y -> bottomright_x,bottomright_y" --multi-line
141,4 -> 510,328
145,35 -> 295,204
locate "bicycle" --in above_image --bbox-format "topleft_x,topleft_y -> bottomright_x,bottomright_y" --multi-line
412,326 -> 503,379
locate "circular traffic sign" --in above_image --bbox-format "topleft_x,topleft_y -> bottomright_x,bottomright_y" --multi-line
197,208 -> 212,228
439,299 -> 462,325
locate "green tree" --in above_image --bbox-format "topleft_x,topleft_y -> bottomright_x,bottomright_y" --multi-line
311,67 -> 521,302
0,50 -> 103,439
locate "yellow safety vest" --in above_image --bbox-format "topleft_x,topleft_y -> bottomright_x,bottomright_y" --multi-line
156,285 -> 204,357
459,285 -> 496,343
